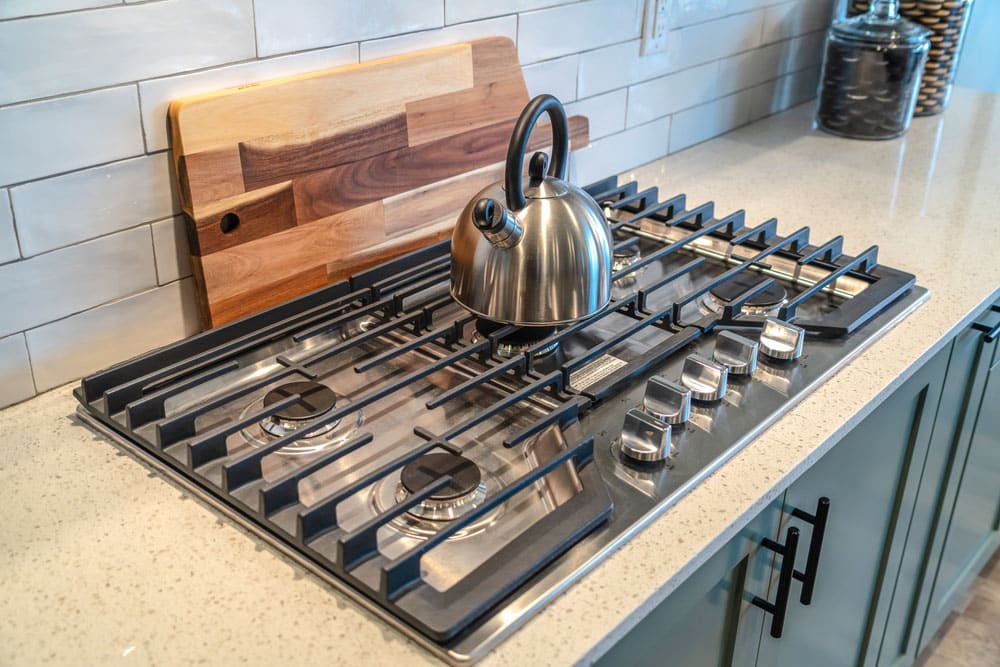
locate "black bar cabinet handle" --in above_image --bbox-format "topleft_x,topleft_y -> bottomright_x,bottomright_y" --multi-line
752,525 -> 800,639
791,497 -> 831,605
971,305 -> 1000,343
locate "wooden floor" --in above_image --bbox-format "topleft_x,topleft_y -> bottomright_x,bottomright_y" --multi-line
920,551 -> 1000,667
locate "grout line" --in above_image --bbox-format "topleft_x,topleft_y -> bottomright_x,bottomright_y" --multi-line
4,188 -> 23,260
1,150 -> 167,191
12,218 -> 164,263
250,0 -> 259,59
19,331 -> 39,396
134,83 -> 149,154
148,222 -> 162,286
0,0 -> 120,23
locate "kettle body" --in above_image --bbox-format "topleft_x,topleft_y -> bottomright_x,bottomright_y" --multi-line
450,95 -> 613,326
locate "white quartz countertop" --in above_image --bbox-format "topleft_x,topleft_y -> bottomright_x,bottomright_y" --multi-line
3,88 -> 999,667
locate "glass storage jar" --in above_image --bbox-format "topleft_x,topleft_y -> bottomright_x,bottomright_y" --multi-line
816,0 -> 931,139
848,0 -> 975,116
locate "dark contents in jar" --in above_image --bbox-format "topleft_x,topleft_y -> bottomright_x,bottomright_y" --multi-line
816,38 -> 927,139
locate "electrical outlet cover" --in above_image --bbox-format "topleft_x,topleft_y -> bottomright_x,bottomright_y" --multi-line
641,0 -> 670,55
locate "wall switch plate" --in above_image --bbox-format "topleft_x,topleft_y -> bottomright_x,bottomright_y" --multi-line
641,0 -> 671,56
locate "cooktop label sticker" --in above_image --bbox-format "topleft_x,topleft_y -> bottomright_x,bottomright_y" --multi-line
570,354 -> 627,390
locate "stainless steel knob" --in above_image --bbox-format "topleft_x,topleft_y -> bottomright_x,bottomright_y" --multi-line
759,318 -> 805,361
681,354 -> 728,402
620,408 -> 672,463
643,376 -> 691,425
714,331 -> 759,376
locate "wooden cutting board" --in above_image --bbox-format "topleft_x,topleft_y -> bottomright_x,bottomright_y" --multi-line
169,37 -> 590,327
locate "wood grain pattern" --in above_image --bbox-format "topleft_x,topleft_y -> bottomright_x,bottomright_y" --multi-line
200,201 -> 385,305
188,181 -> 296,255
170,37 -> 590,327
177,146 -> 244,209
327,219 -> 455,283
383,163 -> 505,237
471,37 -> 523,87
406,75 -> 528,146
169,44 -> 473,156
207,265 -> 333,328
291,115 -> 589,223
239,108 -> 408,190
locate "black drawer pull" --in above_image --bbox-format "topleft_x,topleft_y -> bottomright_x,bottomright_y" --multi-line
972,305 -> 1000,343
752,525 -> 800,638
791,497 -> 830,605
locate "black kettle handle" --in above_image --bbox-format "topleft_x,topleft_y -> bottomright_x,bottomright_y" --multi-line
504,94 -> 569,211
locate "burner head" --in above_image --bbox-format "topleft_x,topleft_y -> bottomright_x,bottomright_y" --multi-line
400,452 -> 483,501
472,318 -> 559,359
708,274 -> 788,314
263,381 -> 337,421
612,243 -> 642,287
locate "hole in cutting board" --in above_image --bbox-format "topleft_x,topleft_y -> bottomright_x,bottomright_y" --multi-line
220,213 -> 240,234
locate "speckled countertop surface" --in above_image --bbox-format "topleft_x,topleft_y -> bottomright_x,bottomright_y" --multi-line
3,88 -> 999,666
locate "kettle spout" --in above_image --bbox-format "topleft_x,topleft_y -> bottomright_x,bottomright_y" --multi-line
472,198 -> 522,249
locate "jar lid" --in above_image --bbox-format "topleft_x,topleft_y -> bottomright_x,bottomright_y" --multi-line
831,0 -> 931,47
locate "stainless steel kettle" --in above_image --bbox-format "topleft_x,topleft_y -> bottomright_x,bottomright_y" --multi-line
450,94 -> 613,326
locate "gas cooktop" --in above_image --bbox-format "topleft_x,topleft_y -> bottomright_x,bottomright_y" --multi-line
75,176 -> 926,663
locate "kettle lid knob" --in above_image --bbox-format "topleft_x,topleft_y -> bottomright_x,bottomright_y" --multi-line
528,152 -> 549,187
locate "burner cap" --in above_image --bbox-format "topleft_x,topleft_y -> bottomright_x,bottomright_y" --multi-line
263,381 -> 337,421
710,273 -> 787,308
474,318 -> 557,346
400,452 -> 483,501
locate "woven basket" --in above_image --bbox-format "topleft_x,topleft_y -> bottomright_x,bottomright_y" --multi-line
848,0 -> 974,115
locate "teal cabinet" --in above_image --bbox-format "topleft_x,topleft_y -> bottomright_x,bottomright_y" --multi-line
596,497 -> 785,667
755,345 -> 949,667
917,303 -> 1000,654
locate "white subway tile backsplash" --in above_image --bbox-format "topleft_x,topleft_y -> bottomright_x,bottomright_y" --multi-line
360,15 -> 517,61
750,65 -> 820,120
717,30 -> 826,97
565,89 -> 627,140
626,61 -> 720,126
139,44 -> 358,152
668,9 -> 766,72
0,191 -> 18,264
666,0 -> 774,29
522,54 -> 580,103
25,278 -> 201,392
571,116 -> 671,186
578,39 -> 675,98
445,0 -> 571,24
0,226 -> 156,338
255,0 -> 443,57
0,87 -> 143,187
11,154 -> 178,257
0,0 -> 255,106
152,216 -> 193,285
518,0 -> 643,64
761,0 -> 833,45
669,89 -> 754,153
0,0 -> 116,20
0,334 -> 35,408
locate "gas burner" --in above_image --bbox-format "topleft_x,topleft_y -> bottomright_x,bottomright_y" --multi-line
260,381 -> 339,438
240,381 -> 363,455
471,319 -> 559,359
703,273 -> 788,317
396,452 -> 488,521
340,315 -> 381,340
612,243 -> 643,287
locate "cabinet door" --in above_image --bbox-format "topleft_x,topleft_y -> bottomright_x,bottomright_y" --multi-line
596,497 -> 784,667
756,347 -> 949,667
919,306 -> 1000,652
